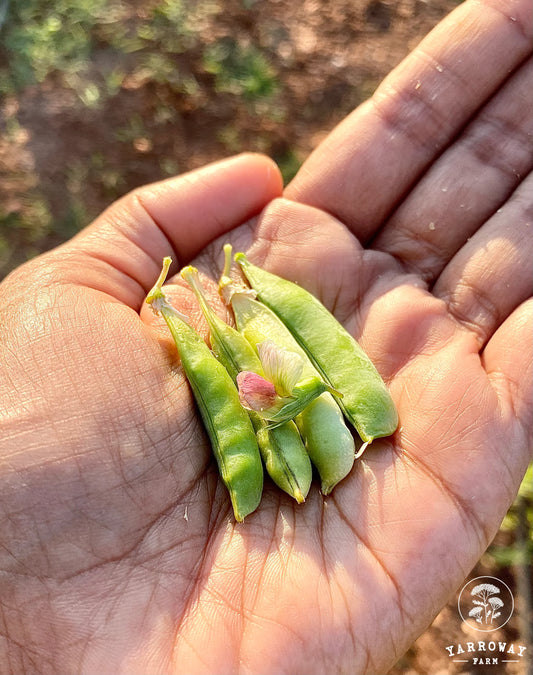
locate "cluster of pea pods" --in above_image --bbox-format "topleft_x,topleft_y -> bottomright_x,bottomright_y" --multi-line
146,244 -> 398,521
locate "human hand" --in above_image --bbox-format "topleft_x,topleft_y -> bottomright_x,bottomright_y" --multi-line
1,1 -> 531,674
0,154 -> 285,673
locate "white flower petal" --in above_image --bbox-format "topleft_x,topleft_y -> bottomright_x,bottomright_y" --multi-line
257,340 -> 304,397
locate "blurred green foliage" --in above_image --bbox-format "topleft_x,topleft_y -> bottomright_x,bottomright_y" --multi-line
1,0 -> 109,93
0,0 -> 279,102
203,38 -> 278,100
0,0 -> 288,278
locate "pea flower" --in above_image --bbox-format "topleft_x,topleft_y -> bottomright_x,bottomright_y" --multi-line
237,340 -> 335,427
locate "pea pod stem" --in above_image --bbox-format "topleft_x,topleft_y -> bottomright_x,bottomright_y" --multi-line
146,257 -> 188,321
219,243 -> 255,305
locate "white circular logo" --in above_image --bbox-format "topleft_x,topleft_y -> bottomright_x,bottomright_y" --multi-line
458,576 -> 514,632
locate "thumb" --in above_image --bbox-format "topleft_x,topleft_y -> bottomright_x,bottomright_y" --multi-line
25,154 -> 282,309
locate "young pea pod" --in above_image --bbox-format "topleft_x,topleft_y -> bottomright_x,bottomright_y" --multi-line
221,256 -> 356,495
294,397 -> 355,495
234,253 -> 399,446
146,258 -> 263,522
180,265 -> 312,503
255,423 -> 312,502
180,266 -> 260,381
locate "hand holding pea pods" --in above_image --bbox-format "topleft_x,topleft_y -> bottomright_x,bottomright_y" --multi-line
146,257 -> 263,522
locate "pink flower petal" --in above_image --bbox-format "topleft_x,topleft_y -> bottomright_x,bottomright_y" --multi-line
237,371 -> 278,412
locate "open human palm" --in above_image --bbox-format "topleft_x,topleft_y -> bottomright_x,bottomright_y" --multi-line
0,0 -> 531,673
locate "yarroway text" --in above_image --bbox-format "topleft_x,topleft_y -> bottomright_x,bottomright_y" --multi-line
446,642 -> 526,657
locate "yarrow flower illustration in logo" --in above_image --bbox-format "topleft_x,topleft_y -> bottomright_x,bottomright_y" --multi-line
468,583 -> 504,626
458,576 -> 514,632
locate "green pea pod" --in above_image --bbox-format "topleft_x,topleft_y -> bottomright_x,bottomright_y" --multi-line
146,258 -> 263,522
256,423 -> 312,502
235,253 -> 399,446
226,281 -> 356,494
294,397 -> 356,495
180,265 -> 312,503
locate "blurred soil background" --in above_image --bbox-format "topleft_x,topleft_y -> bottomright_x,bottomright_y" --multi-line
0,1 -> 531,672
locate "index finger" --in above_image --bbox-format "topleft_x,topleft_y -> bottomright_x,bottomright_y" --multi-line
286,0 -> 532,242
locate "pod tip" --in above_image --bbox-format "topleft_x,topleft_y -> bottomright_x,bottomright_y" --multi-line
354,440 -> 371,459
294,489 -> 306,504
325,383 -> 344,398
320,481 -> 336,496
180,265 -> 198,279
